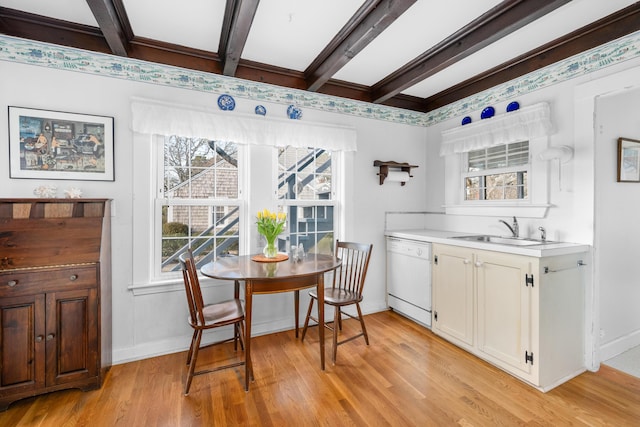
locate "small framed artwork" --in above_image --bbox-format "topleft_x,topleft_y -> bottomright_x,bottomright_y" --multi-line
8,106 -> 114,181
617,137 -> 640,182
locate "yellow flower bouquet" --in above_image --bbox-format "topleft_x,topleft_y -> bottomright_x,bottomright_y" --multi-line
256,209 -> 286,258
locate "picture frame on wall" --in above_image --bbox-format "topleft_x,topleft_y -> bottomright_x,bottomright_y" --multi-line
617,137 -> 640,182
8,106 -> 114,181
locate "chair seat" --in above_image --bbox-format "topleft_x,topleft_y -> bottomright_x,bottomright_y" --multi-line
309,288 -> 362,306
189,299 -> 244,327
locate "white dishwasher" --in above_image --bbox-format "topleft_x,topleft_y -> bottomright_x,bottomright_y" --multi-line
386,237 -> 432,327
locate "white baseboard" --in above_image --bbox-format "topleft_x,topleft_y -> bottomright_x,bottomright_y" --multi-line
598,328 -> 640,362
112,298 -> 388,365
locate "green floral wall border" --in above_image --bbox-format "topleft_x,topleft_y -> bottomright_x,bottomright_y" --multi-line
0,31 -> 639,128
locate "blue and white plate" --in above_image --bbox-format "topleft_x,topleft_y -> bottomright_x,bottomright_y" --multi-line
461,116 -> 472,125
506,101 -> 520,112
287,105 -> 302,120
255,105 -> 266,116
480,106 -> 495,119
217,94 -> 235,111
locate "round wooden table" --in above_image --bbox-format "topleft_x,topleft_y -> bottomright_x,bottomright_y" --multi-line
200,254 -> 342,390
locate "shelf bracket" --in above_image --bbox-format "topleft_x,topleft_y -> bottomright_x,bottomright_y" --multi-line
373,160 -> 418,186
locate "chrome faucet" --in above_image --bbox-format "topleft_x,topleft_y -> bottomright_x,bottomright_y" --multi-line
499,216 -> 519,238
538,226 -> 546,241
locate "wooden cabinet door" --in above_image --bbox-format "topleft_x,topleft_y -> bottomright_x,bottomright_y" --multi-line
0,294 -> 46,397
476,250 -> 533,376
432,244 -> 474,346
45,288 -> 99,387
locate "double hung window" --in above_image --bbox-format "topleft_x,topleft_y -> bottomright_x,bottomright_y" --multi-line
158,136 -> 240,272
277,146 -> 337,255
464,141 -> 529,201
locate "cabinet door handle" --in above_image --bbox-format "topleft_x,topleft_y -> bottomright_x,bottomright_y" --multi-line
69,274 -> 78,281
475,261 -> 484,268
463,259 -> 471,264
7,280 -> 18,287
36,335 -> 44,342
46,334 -> 55,341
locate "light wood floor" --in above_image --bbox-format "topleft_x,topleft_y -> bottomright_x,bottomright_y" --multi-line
2,310 -> 639,426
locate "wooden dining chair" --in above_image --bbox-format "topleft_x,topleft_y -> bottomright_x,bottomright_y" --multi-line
301,240 -> 373,363
179,249 -> 247,395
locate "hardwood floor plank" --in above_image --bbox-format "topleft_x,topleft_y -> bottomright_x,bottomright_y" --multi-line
1,310 -> 639,426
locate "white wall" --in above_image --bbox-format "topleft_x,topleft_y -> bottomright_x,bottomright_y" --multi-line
3,40 -> 640,367
594,86 -> 640,360
0,60 -> 427,363
421,56 -> 640,369
422,89 -> 592,243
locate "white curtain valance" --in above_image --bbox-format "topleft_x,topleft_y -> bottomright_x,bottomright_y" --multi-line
131,98 -> 357,151
440,102 -> 553,156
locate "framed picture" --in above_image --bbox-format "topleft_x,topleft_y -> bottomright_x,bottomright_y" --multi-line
8,106 -> 114,181
617,137 -> 640,182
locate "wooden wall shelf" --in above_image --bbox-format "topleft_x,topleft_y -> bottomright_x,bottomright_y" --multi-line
373,160 -> 418,186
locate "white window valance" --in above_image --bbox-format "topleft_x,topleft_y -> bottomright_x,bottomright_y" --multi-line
440,102 -> 553,156
131,98 -> 357,151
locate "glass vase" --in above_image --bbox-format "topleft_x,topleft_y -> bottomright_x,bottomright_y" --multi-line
263,239 -> 278,258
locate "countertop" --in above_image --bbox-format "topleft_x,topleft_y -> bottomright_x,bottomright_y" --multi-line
385,229 -> 590,257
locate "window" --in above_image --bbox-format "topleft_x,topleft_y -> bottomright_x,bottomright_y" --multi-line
277,146 -> 337,255
158,136 -> 241,273
464,141 -> 529,201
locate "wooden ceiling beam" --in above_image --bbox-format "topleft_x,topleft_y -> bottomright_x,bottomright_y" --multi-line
85,0 -> 131,57
423,3 -> 640,112
370,0 -> 571,104
219,0 -> 260,77
1,3 -> 635,116
305,0 -> 416,92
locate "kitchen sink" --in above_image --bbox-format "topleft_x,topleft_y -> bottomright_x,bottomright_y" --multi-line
451,235 -> 549,246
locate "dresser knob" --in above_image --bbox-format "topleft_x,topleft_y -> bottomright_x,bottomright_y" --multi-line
46,334 -> 55,341
7,280 -> 17,287
69,274 -> 78,281
36,335 -> 44,342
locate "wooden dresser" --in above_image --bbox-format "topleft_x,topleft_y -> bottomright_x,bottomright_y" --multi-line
0,198 -> 112,410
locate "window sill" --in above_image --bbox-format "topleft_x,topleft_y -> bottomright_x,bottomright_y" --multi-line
443,203 -> 551,218
128,276 -> 221,296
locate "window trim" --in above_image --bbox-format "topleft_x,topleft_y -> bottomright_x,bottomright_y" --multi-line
443,136 -> 551,218
129,133 -> 245,295
153,136 -> 244,282
130,137 -> 346,296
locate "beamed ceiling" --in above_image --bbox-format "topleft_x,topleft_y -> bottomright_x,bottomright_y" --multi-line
1,0 -> 639,113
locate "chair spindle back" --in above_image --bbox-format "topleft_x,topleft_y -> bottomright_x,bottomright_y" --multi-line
179,250 -> 206,327
333,240 -> 373,297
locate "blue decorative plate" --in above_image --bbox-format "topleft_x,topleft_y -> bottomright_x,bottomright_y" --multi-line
287,105 -> 302,120
480,106 -> 495,119
255,105 -> 267,116
217,94 -> 235,111
506,101 -> 520,112
461,116 -> 472,125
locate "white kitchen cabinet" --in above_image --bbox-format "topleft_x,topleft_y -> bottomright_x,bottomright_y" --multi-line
431,244 -> 474,347
432,243 -> 586,392
475,250 -> 534,379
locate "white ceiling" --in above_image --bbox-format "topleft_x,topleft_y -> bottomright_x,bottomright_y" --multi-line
0,0 -> 638,103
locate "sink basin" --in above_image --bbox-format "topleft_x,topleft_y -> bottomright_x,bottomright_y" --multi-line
451,235 -> 548,246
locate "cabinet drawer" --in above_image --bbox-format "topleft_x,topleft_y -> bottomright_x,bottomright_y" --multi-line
0,265 -> 98,297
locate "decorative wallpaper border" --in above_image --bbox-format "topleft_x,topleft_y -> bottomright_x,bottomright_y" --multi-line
427,30 -> 640,126
0,31 -> 639,128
